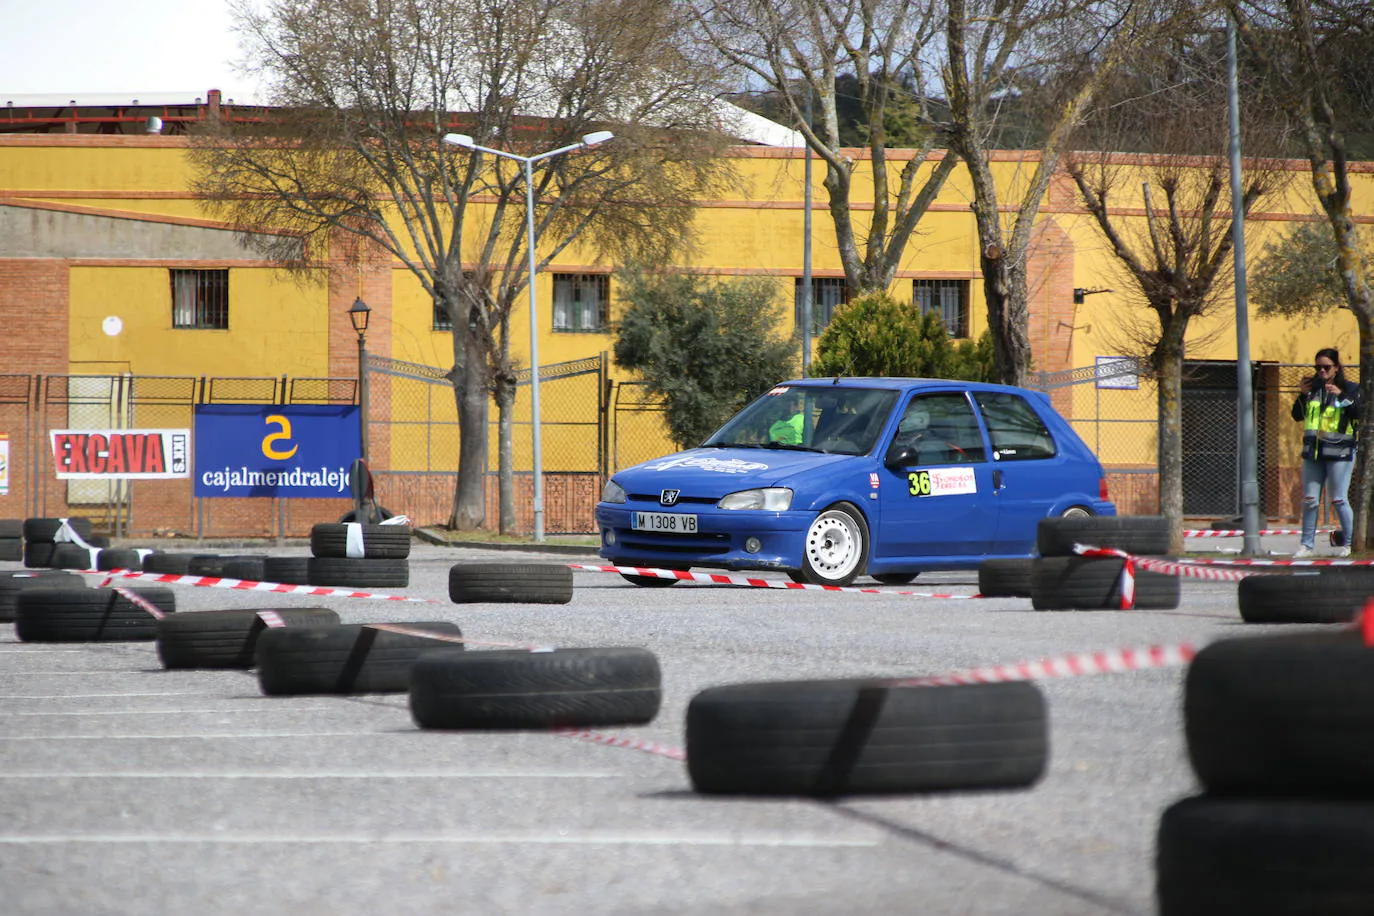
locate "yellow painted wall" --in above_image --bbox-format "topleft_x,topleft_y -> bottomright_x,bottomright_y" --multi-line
5,136 -> 1374,477
68,266 -> 330,378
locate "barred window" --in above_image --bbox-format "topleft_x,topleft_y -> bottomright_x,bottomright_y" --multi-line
552,273 -> 609,332
914,279 -> 969,338
794,277 -> 849,335
170,269 -> 228,329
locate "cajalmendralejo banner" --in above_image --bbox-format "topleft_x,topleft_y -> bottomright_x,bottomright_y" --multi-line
194,405 -> 359,498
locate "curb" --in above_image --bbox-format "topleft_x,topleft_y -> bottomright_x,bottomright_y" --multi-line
414,527 -> 601,556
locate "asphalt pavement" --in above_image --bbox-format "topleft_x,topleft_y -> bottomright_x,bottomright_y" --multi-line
0,538 -> 1308,915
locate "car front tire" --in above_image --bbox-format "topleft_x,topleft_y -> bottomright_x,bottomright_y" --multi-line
796,503 -> 869,587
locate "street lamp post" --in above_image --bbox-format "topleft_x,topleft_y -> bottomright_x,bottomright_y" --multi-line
442,129 -> 614,541
349,296 -> 372,462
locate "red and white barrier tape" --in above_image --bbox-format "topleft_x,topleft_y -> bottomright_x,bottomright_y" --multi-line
1131,555 -> 1265,582
365,622 -> 552,652
889,642 -> 1198,688
84,568 -> 437,602
1167,555 -> 1374,568
256,610 -> 287,628
105,584 -> 167,620
1071,545 -> 1136,609
567,639 -> 1205,764
555,728 -> 688,761
566,564 -> 978,599
1183,527 -> 1330,538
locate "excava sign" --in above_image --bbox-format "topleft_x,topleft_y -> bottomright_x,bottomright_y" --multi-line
50,429 -> 191,479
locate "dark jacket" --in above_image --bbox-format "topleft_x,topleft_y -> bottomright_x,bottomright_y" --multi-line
1292,377 -> 1360,461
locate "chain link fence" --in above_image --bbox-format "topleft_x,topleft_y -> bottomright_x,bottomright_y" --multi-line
1035,360 -> 1361,524
3,359 -> 1347,537
368,354 -> 608,533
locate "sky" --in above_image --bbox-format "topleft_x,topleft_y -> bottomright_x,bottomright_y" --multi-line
1,0 -> 266,102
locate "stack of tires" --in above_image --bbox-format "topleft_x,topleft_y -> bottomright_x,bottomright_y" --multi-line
0,570 -> 85,622
0,519 -> 22,561
1156,630 -> 1374,914
305,522 -> 412,588
1030,515 -> 1179,610
22,517 -> 104,569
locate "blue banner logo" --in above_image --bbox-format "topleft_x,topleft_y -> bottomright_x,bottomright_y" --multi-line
194,405 -> 359,498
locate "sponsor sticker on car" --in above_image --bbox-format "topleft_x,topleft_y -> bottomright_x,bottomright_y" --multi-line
907,467 -> 977,497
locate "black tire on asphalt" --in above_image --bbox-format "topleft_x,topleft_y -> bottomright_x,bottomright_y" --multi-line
141,552 -> 196,575
1030,555 -> 1180,610
156,607 -> 342,669
1184,630 -> 1374,796
50,543 -> 98,570
187,554 -> 265,578
1035,515 -> 1170,558
0,537 -> 21,562
978,558 -> 1035,597
23,542 -> 57,568
0,518 -> 23,539
222,556 -> 267,583
306,557 -> 409,588
254,621 -> 463,695
22,517 -> 94,542
448,563 -> 574,604
1237,569 -> 1374,624
96,548 -> 143,571
1156,794 -> 1374,916
15,586 -> 176,641
263,557 -> 312,585
686,678 -> 1048,796
409,647 -> 662,729
0,570 -> 84,622
309,522 -> 412,560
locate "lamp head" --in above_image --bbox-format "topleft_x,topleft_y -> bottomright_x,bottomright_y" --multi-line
349,297 -> 371,334
442,133 -> 476,149
581,130 -> 614,147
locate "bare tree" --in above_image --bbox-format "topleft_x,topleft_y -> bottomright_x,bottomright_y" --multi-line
192,0 -> 733,531
940,0 -> 1185,386
1234,0 -> 1374,548
1066,158 -> 1286,548
685,0 -> 959,299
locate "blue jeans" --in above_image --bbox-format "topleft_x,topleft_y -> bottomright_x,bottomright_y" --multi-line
1301,457 -> 1355,549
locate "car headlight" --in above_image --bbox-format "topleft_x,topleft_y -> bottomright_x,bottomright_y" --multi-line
601,479 -> 627,504
718,487 -> 792,511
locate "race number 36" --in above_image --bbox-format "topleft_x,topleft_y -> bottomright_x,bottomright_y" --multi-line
907,470 -> 932,496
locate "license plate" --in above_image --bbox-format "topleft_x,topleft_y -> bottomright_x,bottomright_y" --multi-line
632,511 -> 698,534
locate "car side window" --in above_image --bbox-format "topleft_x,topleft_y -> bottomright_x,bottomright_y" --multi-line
888,393 -> 986,465
973,392 -> 1058,461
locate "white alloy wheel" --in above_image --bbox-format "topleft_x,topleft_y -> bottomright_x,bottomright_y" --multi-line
800,504 -> 868,586
1061,506 -> 1093,519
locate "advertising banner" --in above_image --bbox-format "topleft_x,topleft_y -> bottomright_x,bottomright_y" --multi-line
0,434 -> 8,495
194,405 -> 359,498
50,429 -> 191,479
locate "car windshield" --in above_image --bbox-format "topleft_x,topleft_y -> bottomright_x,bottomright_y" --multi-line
703,385 -> 900,456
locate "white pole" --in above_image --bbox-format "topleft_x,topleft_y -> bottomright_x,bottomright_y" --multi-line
523,157 -> 545,542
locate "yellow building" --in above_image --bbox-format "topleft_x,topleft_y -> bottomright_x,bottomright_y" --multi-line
1,95 -> 1368,534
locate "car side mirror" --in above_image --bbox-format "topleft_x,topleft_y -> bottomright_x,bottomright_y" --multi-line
885,444 -> 918,470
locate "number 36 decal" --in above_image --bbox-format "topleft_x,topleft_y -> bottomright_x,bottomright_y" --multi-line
907,467 -> 978,497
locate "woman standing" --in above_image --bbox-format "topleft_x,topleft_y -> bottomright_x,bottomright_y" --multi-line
1292,348 -> 1360,558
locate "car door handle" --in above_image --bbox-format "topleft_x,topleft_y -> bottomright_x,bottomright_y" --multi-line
992,469 -> 1004,489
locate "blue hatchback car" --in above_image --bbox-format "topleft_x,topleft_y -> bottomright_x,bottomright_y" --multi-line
596,378 -> 1116,586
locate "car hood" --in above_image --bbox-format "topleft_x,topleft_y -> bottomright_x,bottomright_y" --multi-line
612,447 -> 858,499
